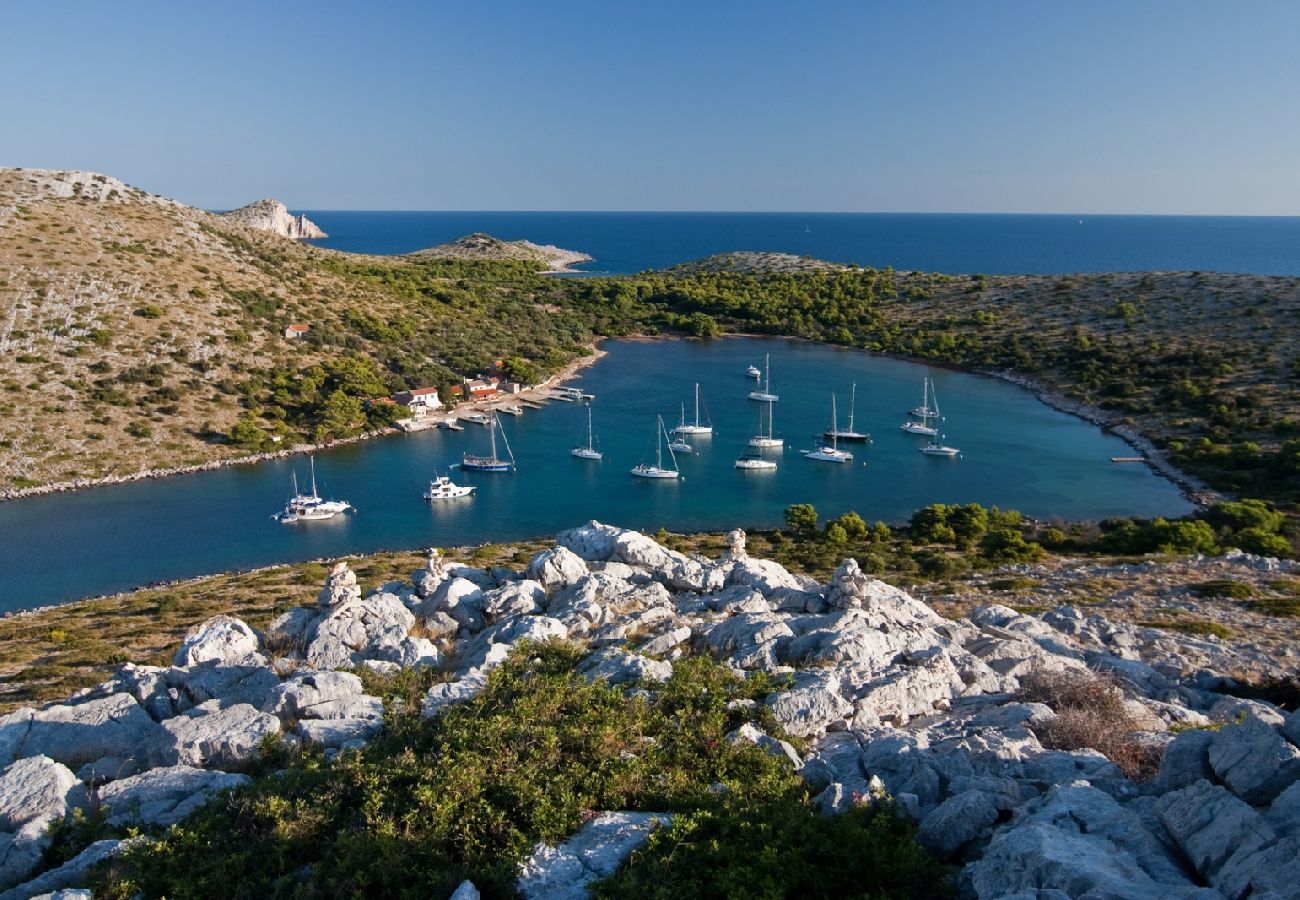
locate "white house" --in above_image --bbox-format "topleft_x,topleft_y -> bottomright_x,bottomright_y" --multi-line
284,323 -> 309,339
393,386 -> 443,418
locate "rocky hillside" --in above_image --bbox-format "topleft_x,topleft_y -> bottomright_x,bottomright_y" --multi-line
671,250 -> 848,275
218,198 -> 326,239
411,232 -> 593,272
2,523 -> 1299,896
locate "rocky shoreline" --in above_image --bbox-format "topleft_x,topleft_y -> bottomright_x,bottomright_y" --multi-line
3,522 -> 1299,897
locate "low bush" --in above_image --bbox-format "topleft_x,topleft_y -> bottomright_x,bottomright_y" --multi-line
1015,667 -> 1161,781
1190,579 -> 1253,599
93,643 -> 950,898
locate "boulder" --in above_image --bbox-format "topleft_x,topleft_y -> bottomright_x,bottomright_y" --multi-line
1268,779 -> 1300,838
1145,728 -> 1214,796
172,615 -> 263,667
704,612 -> 793,671
516,811 -> 671,900
96,766 -> 249,826
263,671 -> 383,723
0,757 -> 82,890
424,578 -> 485,633
637,626 -> 693,657
970,783 -> 1212,899
481,580 -> 546,623
176,664 -> 280,712
916,789 -> 1000,859
448,881 -> 480,900
556,520 -> 625,561
0,838 -> 128,900
580,648 -> 672,686
525,547 -> 590,592
1156,779 -> 1278,895
825,559 -> 943,627
422,671 -> 490,718
767,671 -> 852,738
305,592 -> 422,670
295,718 -> 382,748
0,694 -> 160,770
153,701 -> 281,769
609,531 -> 726,593
412,548 -> 453,599
1207,715 -> 1300,804
725,723 -> 801,769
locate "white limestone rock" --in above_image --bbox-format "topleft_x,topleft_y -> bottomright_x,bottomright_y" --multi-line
176,664 -> 280,713
725,723 -> 802,769
767,670 -> 853,738
556,520 -> 625,561
263,671 -> 383,723
0,757 -> 82,891
412,548 -> 453,599
525,546 -> 590,592
637,626 -> 693,657
1156,778 -> 1278,896
295,718 -> 382,748
0,838 -> 128,900
153,701 -> 281,769
917,789 -> 1001,859
1145,728 -> 1215,796
1207,715 -> 1300,804
609,531 -> 727,593
448,880 -> 480,900
704,612 -> 793,671
0,694 -> 160,770
516,812 -> 671,900
580,648 -> 672,686
96,765 -> 249,826
173,615 -> 264,668
219,198 -> 326,239
305,591 -> 421,670
481,579 -> 546,622
422,671 -> 490,718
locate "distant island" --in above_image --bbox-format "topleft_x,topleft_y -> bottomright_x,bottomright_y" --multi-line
410,231 -> 593,273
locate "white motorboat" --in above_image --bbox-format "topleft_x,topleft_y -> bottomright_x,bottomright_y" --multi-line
461,412 -> 491,426
823,382 -> 870,443
273,457 -> 352,522
803,395 -> 855,464
462,410 -> 516,471
673,383 -> 713,435
423,473 -> 475,499
735,454 -> 777,470
920,439 -> 960,457
747,353 -> 779,402
571,402 -> 603,460
746,364 -> 762,379
496,404 -> 524,416
631,415 -> 680,479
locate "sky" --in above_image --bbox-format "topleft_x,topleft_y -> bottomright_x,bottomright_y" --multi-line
1,1 -> 1297,214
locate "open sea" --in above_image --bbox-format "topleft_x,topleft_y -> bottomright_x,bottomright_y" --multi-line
302,211 -> 1300,276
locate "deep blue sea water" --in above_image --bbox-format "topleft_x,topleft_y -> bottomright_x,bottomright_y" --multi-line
302,211 -> 1300,276
0,338 -> 1190,610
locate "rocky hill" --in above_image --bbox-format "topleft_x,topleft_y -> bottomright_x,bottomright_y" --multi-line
218,198 -> 326,239
2,523 -> 1298,896
671,250 -> 849,275
411,232 -> 593,272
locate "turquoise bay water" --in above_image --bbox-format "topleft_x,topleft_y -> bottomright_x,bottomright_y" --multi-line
1,338 -> 1189,611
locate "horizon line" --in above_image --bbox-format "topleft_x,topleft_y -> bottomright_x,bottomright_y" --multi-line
255,208 -> 1300,219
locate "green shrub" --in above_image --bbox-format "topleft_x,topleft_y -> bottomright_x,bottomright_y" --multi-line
1190,580 -> 1253,599
93,645 -> 945,899
133,304 -> 164,319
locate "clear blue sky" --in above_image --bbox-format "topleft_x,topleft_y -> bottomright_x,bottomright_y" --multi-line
2,1 -> 1297,213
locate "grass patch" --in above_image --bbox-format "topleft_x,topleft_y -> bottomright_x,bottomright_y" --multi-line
1248,596 -> 1300,618
92,644 -> 950,898
1139,619 -> 1233,640
1189,579 -> 1253,599
988,577 -> 1037,592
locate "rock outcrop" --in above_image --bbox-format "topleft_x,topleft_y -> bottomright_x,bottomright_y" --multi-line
3,520 -> 1299,896
219,198 -> 326,239
411,232 -> 592,273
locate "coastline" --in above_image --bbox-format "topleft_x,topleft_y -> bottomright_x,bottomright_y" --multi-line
0,344 -> 607,504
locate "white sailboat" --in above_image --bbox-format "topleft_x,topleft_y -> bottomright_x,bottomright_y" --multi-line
631,415 -> 680,479
274,456 -> 352,522
824,381 -> 870,443
424,471 -> 475,499
803,395 -> 854,463
735,454 -> 777,470
747,394 -> 783,449
571,402 -> 603,460
747,353 -> 779,402
462,409 -> 516,471
673,383 -> 713,435
900,378 -> 940,436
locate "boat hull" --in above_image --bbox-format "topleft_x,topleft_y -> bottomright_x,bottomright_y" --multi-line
802,449 -> 853,463
900,423 -> 938,437
630,466 -> 678,479
747,392 -> 779,402
735,456 -> 776,470
571,448 -> 603,460
747,437 -> 783,449
823,430 -> 870,443
462,456 -> 513,472
673,426 -> 713,435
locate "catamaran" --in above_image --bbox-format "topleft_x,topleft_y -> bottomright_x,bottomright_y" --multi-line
673,383 -> 713,435
803,395 -> 855,463
631,415 -> 680,479
900,378 -> 940,437
746,364 -> 762,379
273,456 -> 352,522
921,437 -> 960,457
423,471 -> 475,499
824,381 -> 870,443
462,409 -> 516,471
747,394 -> 783,449
571,402 -> 603,460
747,353 -> 779,402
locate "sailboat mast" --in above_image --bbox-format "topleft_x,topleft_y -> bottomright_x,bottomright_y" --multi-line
310,457 -> 318,497
489,412 -> 498,460
694,383 -> 700,427
831,395 -> 839,450
656,416 -> 664,468
848,382 -> 856,432
586,403 -> 594,451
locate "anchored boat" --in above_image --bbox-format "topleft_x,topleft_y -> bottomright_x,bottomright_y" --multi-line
631,415 -> 680,479
900,377 -> 941,437
571,402 -> 603,460
673,383 -> 713,435
824,381 -> 870,443
803,395 -> 855,464
747,353 -> 779,402
462,410 -> 516,472
273,457 -> 352,522
423,472 -> 475,499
